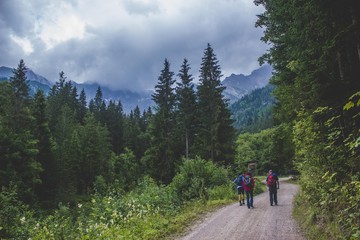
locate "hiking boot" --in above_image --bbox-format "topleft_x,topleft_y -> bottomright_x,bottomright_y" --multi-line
239,202 -> 242,206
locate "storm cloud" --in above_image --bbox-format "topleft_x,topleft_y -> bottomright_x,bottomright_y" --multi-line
0,0 -> 268,91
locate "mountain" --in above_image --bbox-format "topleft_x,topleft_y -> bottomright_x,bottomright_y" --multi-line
0,66 -> 153,113
1,64 -> 273,113
230,84 -> 276,133
0,66 -> 52,86
222,64 -> 272,104
70,82 -> 153,113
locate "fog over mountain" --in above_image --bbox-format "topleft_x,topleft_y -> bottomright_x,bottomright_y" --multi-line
1,64 -> 272,112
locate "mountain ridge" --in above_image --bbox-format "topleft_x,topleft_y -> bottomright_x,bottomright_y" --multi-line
221,64 -> 272,104
1,64 -> 273,112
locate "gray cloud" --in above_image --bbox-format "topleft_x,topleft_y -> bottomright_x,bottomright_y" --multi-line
0,0 -> 268,92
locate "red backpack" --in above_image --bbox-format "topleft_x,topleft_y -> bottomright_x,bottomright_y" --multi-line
267,174 -> 276,187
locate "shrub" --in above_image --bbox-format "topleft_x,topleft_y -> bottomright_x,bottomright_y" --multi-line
0,184 -> 34,239
171,157 -> 229,201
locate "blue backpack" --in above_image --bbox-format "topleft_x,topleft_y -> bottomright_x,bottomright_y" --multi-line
234,175 -> 243,186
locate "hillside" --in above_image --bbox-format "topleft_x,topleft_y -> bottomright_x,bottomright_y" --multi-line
222,65 -> 272,104
1,65 -> 272,113
0,66 -> 152,113
230,84 -> 275,133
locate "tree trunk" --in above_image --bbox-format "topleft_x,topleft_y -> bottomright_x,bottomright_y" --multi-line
337,50 -> 345,81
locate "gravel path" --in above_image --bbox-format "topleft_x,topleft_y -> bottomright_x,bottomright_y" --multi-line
178,179 -> 306,240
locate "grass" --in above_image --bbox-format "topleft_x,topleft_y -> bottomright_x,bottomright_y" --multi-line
293,192 -> 328,240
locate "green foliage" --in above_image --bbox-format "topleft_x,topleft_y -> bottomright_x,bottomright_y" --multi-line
235,124 -> 294,175
230,84 -> 275,133
292,107 -> 360,239
0,60 -> 42,204
194,43 -> 235,164
255,0 -> 360,238
171,157 -> 229,201
111,148 -> 140,191
176,58 -> 197,159
147,59 -> 178,184
208,182 -> 235,200
0,184 -> 34,239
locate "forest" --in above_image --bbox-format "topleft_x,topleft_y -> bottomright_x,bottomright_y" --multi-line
252,0 -> 360,239
1,0 -> 360,238
0,44 -> 239,238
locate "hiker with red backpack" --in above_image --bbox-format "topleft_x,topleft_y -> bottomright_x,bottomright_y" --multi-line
243,172 -> 255,209
266,170 -> 279,206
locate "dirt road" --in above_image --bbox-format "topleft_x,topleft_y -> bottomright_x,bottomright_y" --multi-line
178,179 -> 306,240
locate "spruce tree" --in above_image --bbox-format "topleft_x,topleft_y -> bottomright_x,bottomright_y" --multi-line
7,60 -> 41,203
105,100 -> 124,154
176,58 -> 197,159
195,44 -> 235,164
32,90 -> 57,207
144,59 -> 178,183
78,89 -> 87,125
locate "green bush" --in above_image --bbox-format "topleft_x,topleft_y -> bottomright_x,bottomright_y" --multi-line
171,157 -> 229,201
0,184 -> 34,239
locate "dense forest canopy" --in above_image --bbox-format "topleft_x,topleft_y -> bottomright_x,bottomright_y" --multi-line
253,0 -> 360,238
0,44 -> 235,208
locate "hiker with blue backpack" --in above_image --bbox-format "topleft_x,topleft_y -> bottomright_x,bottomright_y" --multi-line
243,172 -> 255,209
266,170 -> 279,206
233,173 -> 245,206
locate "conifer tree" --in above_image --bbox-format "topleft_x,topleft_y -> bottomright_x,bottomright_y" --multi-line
6,60 -> 41,203
105,100 -> 124,154
176,58 -> 197,159
144,59 -> 178,183
195,44 -> 235,164
32,90 -> 57,207
78,89 -> 87,125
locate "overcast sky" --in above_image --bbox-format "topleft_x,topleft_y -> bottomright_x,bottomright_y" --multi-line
0,0 -> 268,91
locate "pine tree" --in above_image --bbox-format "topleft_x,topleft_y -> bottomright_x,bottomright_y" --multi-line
176,58 -> 197,159
6,60 -> 41,203
144,59 -> 178,183
77,89 -> 87,125
195,44 -> 235,164
32,90 -> 57,207
105,100 -> 124,154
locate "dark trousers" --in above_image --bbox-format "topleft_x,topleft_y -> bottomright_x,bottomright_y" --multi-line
269,188 -> 278,205
245,190 -> 253,208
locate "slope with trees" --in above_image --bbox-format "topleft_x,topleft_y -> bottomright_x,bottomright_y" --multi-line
0,43 -> 237,239
254,0 -> 360,238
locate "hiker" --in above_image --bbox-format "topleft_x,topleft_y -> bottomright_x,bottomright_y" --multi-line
233,173 -> 245,206
266,170 -> 279,206
243,172 -> 255,209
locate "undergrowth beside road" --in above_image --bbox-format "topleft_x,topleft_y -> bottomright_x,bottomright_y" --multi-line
0,158 -> 264,239
293,183 -> 360,240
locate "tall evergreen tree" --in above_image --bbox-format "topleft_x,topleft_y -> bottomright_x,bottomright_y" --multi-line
144,59 -> 178,183
32,90 -> 56,207
5,60 -> 41,203
77,88 -> 87,125
78,114 -> 112,193
105,100 -> 124,154
176,58 -> 197,159
195,44 -> 235,164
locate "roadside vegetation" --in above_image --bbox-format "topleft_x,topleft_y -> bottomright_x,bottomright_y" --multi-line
254,0 -> 360,239
0,158 -> 266,239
